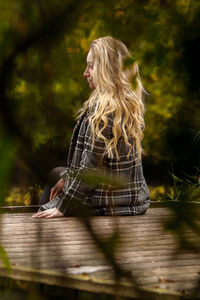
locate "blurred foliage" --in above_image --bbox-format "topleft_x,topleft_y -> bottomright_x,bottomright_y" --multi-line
164,199 -> 200,253
165,170 -> 200,251
4,185 -> 41,206
0,0 -> 200,191
0,137 -> 16,203
149,184 -> 167,201
0,1 -> 200,295
149,171 -> 200,202
168,170 -> 200,202
0,246 -> 11,275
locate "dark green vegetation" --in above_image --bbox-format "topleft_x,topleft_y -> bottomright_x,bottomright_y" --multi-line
0,279 -> 138,300
0,0 -> 199,199
0,1 -> 200,298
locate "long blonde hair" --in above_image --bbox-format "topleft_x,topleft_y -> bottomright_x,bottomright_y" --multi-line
78,36 -> 146,160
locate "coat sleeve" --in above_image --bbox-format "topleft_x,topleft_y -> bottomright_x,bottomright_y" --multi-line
56,116 -> 113,216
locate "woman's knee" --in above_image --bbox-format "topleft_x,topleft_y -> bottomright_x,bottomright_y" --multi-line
48,167 -> 67,185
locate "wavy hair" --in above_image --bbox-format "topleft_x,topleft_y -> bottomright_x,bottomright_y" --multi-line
78,36 -> 146,161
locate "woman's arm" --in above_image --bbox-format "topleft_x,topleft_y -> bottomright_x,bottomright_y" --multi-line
50,178 -> 65,200
32,116 -> 112,218
56,116 -> 113,216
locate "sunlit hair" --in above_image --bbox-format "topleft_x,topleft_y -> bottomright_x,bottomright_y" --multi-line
78,36 -> 146,161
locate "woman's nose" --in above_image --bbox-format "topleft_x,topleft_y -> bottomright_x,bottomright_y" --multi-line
83,67 -> 89,77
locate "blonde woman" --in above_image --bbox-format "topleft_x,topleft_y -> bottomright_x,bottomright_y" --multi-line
32,36 -> 150,219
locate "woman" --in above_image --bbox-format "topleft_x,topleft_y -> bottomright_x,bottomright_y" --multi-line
32,36 -> 150,219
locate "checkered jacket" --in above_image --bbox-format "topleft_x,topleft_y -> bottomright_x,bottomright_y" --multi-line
56,112 -> 150,216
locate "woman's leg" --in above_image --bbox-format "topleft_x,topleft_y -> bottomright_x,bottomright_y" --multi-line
39,167 -> 67,205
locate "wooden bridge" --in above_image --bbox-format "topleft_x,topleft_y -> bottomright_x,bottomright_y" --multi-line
0,203 -> 200,299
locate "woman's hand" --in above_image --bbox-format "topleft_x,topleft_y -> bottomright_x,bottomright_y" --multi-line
32,208 -> 64,218
50,178 -> 65,200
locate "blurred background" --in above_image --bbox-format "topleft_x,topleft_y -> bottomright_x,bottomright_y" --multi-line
0,0 -> 200,206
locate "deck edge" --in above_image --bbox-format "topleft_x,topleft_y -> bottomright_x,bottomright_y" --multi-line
0,265 -> 185,300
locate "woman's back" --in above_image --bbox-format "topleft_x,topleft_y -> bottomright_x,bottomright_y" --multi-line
33,36 -> 150,219
58,112 -> 150,216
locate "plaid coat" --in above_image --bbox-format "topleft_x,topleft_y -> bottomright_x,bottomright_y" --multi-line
55,112 -> 150,216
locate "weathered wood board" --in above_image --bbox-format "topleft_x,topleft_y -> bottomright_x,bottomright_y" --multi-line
0,206 -> 200,299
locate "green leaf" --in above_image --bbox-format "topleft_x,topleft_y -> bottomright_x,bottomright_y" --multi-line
100,231 -> 120,260
78,169 -> 126,189
0,245 -> 11,274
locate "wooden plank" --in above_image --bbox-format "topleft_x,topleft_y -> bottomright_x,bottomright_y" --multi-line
0,207 -> 200,299
2,248 -> 199,261
1,240 -> 198,252
8,255 -> 200,271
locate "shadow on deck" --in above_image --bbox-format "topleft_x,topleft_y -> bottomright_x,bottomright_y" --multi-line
0,203 -> 200,300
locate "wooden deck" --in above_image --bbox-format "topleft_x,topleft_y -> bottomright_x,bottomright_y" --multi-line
0,205 -> 200,299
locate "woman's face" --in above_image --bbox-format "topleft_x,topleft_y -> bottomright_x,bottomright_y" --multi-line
83,49 -> 95,89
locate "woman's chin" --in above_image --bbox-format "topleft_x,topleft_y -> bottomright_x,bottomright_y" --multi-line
89,83 -> 95,89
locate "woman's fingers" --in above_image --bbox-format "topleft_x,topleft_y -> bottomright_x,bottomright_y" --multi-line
32,211 -> 48,218
32,208 -> 63,219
